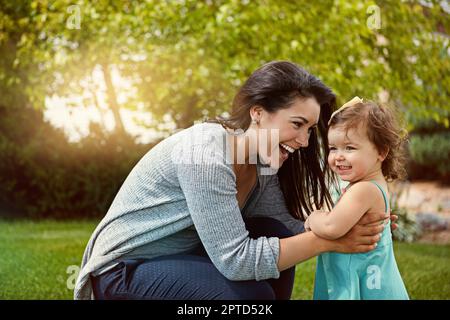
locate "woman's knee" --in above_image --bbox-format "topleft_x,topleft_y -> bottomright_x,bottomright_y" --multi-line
91,255 -> 281,300
221,280 -> 276,300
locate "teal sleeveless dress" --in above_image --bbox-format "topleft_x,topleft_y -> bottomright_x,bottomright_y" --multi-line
313,181 -> 409,300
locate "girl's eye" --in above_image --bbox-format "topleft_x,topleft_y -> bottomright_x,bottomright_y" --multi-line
329,146 -> 337,151
346,146 -> 355,150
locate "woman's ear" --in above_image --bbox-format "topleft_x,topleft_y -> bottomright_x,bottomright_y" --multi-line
249,105 -> 263,122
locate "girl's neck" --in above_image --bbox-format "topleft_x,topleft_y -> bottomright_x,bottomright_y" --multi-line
348,170 -> 386,188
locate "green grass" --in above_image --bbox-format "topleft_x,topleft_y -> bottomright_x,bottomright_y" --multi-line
0,219 -> 98,299
0,220 -> 449,300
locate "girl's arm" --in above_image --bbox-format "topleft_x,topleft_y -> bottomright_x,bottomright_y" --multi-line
277,210 -> 387,271
307,182 -> 378,240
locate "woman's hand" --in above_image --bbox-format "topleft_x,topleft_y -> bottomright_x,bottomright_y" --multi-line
390,214 -> 398,231
331,211 -> 389,253
304,216 -> 311,232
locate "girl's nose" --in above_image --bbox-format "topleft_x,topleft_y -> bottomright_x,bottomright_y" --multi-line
335,150 -> 345,160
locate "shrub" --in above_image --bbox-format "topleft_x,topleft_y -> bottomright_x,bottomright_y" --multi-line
0,105 -> 153,219
407,132 -> 450,184
389,182 -> 422,242
391,207 -> 422,243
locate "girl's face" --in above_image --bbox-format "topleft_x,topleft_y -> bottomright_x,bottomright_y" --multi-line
327,124 -> 385,182
256,97 -> 320,169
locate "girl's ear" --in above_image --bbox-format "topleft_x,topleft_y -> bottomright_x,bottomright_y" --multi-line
378,147 -> 389,161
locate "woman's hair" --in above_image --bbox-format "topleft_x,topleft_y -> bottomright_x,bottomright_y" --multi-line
328,100 -> 408,181
210,61 -> 337,221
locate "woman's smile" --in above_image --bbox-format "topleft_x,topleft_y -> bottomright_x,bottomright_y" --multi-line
278,144 -> 290,162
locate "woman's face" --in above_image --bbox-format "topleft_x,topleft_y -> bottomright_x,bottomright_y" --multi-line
255,97 -> 321,169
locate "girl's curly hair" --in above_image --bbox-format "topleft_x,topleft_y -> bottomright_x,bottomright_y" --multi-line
328,100 -> 408,181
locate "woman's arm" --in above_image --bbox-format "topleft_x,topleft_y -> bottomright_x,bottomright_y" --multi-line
278,231 -> 330,271
277,210 -> 387,272
307,182 -> 378,240
177,144 -> 282,281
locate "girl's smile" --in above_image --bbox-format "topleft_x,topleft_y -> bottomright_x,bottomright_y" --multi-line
335,165 -> 353,175
328,124 -> 385,183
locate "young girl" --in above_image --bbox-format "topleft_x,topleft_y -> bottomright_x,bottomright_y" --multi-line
304,97 -> 409,300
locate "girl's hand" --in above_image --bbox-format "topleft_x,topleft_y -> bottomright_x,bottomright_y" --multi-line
304,210 -> 325,232
332,211 -> 388,253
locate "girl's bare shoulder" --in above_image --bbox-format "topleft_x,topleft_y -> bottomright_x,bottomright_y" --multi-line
346,181 -> 388,213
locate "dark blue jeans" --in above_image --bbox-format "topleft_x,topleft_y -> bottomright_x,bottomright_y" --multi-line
91,217 -> 296,300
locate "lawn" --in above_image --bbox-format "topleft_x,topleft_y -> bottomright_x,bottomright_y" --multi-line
0,219 -> 449,300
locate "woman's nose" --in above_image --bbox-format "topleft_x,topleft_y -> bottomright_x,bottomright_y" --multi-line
295,132 -> 309,147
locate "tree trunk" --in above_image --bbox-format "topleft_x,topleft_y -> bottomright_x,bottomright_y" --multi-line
175,95 -> 199,129
101,63 -> 126,135
88,77 -> 107,131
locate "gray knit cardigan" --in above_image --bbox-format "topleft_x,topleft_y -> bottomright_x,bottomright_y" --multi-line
74,122 -> 303,299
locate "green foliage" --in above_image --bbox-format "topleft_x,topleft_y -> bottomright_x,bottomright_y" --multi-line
389,182 -> 422,242
1,1 -> 449,217
408,132 -> 450,183
1,0 -> 448,130
0,104 -> 151,219
392,207 -> 422,243
410,117 -> 450,134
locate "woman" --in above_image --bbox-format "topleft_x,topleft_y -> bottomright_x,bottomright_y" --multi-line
74,61 -> 395,300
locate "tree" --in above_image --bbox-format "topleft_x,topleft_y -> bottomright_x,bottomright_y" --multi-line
1,0 -> 448,134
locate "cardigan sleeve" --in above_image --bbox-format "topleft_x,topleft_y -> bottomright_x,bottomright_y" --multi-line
176,144 -> 281,281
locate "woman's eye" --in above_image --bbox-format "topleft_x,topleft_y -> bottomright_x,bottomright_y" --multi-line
346,146 -> 355,150
292,121 -> 302,128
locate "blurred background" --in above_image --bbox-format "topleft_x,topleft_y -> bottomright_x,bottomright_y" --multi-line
0,0 -> 449,299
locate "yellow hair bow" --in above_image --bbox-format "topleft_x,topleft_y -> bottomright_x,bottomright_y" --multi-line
328,96 -> 364,125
